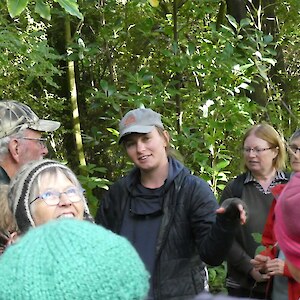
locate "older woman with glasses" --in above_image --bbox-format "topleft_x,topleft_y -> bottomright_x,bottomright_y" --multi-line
7,159 -> 93,234
220,123 -> 289,299
251,129 -> 300,300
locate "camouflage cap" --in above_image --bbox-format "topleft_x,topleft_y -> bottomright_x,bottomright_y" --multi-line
0,100 -> 60,139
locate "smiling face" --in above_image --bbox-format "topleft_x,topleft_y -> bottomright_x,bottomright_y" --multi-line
123,128 -> 169,173
29,169 -> 85,226
243,133 -> 279,176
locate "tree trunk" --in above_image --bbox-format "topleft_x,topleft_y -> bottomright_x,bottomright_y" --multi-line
65,16 -> 87,169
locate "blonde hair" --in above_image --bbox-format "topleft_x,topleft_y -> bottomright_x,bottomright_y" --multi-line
0,184 -> 17,233
242,123 -> 286,171
155,127 -> 184,162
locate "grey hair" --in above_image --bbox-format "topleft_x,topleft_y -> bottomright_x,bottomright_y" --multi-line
8,159 -> 92,233
0,130 -> 26,162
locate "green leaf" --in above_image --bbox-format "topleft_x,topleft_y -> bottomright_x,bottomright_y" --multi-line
187,42 -> 195,56
35,0 -> 51,20
55,0 -> 83,20
255,245 -> 266,256
226,15 -> 238,30
100,79 -> 108,92
7,0 -> 29,17
252,233 -> 262,243
263,35 -> 273,44
240,18 -> 251,28
239,63 -> 254,71
261,58 -> 277,66
257,65 -> 269,81
215,160 -> 230,171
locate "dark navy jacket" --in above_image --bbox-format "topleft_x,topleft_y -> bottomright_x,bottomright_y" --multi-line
96,158 -> 239,300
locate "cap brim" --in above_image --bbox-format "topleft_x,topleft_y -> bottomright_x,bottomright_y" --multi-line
119,125 -> 155,144
29,120 -> 61,132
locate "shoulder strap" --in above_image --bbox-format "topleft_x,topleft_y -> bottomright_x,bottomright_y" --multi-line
230,173 -> 247,198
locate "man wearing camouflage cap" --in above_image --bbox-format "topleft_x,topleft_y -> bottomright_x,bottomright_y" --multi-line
0,100 -> 60,184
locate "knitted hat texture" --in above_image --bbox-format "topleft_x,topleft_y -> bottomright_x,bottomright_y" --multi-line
0,219 -> 149,299
8,159 -> 91,233
274,172 -> 300,268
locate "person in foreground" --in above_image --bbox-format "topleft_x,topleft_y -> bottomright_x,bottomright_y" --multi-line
8,159 -> 93,234
220,123 -> 288,299
0,100 -> 60,184
251,129 -> 300,300
96,108 -> 247,300
0,218 -> 149,299
274,171 -> 300,284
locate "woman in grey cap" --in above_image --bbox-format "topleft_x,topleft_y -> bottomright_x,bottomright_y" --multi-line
96,107 -> 247,300
8,159 -> 93,234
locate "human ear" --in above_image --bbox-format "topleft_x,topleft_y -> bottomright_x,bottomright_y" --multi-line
162,130 -> 170,147
8,139 -> 21,163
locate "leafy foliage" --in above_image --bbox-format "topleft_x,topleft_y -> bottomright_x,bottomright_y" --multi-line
6,0 -> 83,19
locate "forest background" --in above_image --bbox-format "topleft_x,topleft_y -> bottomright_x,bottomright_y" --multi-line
2,0 -> 300,293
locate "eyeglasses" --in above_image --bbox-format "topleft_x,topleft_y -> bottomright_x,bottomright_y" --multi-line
20,137 -> 48,148
288,145 -> 300,154
242,147 -> 274,154
30,187 -> 84,206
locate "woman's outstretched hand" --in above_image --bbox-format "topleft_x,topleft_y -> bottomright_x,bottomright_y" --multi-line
216,197 -> 247,225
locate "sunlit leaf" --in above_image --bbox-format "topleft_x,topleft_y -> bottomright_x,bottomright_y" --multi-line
35,0 -> 51,20
55,0 -> 83,19
261,58 -> 277,66
7,0 -> 29,17
149,0 -> 159,7
226,14 -> 238,29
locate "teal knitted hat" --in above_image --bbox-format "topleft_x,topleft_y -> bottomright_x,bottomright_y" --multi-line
0,219 -> 149,300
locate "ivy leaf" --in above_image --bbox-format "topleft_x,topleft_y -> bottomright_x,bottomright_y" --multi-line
7,0 -> 29,17
35,0 -> 51,20
55,0 -> 83,20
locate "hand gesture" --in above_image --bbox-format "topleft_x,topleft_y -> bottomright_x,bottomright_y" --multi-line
217,197 -> 247,225
251,254 -> 270,272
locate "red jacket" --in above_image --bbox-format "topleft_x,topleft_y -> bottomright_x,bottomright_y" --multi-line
260,184 -> 300,300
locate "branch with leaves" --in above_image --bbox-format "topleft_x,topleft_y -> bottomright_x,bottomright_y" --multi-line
6,0 -> 83,20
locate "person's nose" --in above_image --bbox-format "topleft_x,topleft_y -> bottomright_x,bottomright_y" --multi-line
58,193 -> 72,206
248,149 -> 257,157
136,140 -> 145,153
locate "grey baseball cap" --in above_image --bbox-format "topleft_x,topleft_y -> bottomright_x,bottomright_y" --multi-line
0,100 -> 60,139
119,108 -> 164,143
